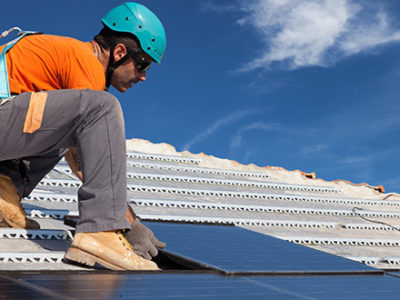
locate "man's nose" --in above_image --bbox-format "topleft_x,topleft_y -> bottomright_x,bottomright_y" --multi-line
138,72 -> 146,81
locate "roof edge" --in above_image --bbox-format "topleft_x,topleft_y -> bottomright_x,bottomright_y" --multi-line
126,138 -> 389,197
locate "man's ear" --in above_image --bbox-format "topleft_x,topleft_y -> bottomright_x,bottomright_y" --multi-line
113,43 -> 128,62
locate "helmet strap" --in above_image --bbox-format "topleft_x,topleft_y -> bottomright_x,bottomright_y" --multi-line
105,45 -> 131,91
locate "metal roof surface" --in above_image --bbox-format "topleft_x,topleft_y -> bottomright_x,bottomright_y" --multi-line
2,138 -> 400,297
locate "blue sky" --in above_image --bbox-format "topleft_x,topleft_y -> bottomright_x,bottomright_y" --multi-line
2,0 -> 400,193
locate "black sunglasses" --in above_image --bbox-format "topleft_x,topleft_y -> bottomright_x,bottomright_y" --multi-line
131,52 -> 152,73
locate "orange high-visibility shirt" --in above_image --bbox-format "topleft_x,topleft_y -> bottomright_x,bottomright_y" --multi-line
0,34 -> 105,94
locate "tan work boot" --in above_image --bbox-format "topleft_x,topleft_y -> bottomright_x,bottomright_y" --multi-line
64,230 -> 159,270
0,175 -> 40,229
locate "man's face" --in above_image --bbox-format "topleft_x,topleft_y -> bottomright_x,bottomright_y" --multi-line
111,48 -> 152,93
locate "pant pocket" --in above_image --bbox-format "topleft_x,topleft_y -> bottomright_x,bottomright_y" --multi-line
23,92 -> 48,134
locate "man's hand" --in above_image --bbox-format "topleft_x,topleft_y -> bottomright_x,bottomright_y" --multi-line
124,204 -> 166,260
124,219 -> 166,260
64,147 -> 83,181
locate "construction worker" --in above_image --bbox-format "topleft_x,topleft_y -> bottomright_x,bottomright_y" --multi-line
0,2 -> 166,270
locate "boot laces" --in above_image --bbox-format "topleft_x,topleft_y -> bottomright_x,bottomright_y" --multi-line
118,229 -> 133,251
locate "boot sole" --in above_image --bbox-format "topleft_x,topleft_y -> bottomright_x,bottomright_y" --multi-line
64,247 -> 125,271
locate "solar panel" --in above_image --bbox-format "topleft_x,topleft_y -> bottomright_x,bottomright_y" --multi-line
3,273 -> 400,299
145,222 -> 379,274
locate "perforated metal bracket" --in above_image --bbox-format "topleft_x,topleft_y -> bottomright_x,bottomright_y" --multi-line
127,161 -> 272,180
129,198 -> 400,219
126,151 -> 201,165
128,184 -> 400,208
346,256 -> 400,267
382,257 -> 400,266
26,208 -> 78,219
0,228 -> 72,240
38,178 -> 81,188
23,194 -> 400,232
138,213 -> 399,231
26,192 -> 77,203
128,172 -> 340,193
0,252 -> 65,263
284,236 -> 400,247
345,256 -> 382,266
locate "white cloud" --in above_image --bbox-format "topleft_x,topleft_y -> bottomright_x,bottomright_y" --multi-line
201,1 -> 239,13
236,0 -> 400,69
340,12 -> 400,55
230,121 -> 282,152
229,121 -> 321,155
300,144 -> 329,156
182,109 -> 258,151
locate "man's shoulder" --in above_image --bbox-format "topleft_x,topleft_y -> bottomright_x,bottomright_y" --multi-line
25,34 -> 88,50
23,34 -> 97,64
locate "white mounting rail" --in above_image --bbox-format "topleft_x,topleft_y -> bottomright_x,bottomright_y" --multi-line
0,252 -> 64,263
38,179 -> 81,188
20,202 -> 400,231
27,192 -> 77,203
26,209 -> 78,219
54,163 -> 272,182
345,256 -> 382,266
27,183 -> 400,213
130,198 -> 400,220
0,228 -> 72,240
47,167 -> 75,180
129,184 -> 400,208
284,236 -> 400,247
128,172 -> 340,194
383,257 -> 400,266
19,193 -> 395,231
126,151 -> 201,165
127,161 -> 271,180
139,213 -> 399,231
346,256 -> 400,267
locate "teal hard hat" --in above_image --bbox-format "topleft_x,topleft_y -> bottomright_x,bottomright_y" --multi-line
102,2 -> 166,63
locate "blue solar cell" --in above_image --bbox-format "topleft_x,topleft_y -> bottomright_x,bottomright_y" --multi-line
243,275 -> 400,299
145,222 -> 378,274
6,273 -> 400,299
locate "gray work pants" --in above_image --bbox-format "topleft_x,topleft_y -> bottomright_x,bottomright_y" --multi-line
0,89 -> 130,233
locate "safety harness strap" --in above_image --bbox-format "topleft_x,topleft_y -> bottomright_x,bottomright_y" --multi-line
0,31 -> 38,99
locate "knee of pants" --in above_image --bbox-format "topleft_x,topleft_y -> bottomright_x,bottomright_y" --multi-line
81,90 -> 124,124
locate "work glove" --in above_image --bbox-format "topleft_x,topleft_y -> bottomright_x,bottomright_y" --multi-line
123,217 -> 166,260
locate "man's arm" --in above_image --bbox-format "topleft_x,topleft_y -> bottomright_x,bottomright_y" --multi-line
64,147 -> 83,181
